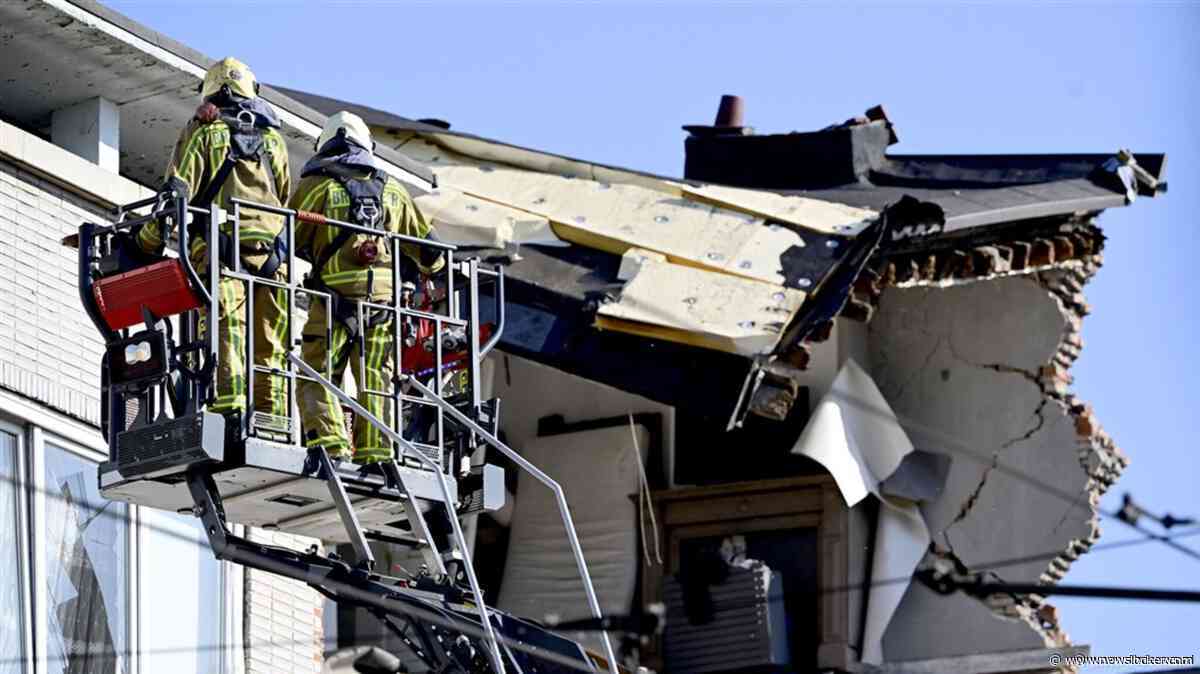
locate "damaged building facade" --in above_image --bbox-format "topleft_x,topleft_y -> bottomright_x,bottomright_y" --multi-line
0,1 -> 1166,673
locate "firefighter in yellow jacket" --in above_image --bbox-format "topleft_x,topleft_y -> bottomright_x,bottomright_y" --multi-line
136,57 -> 291,424
291,111 -> 444,463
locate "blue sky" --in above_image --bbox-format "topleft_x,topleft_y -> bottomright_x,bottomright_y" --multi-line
111,1 -> 1199,668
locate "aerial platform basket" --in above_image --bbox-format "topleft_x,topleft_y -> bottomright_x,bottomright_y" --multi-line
73,193 -> 504,540
71,191 -> 620,673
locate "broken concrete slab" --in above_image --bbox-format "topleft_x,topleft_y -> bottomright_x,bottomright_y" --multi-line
867,269 -> 1121,661
882,582 -> 1048,662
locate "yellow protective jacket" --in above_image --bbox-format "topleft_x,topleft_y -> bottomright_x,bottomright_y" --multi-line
290,171 -> 441,301
137,112 -> 290,261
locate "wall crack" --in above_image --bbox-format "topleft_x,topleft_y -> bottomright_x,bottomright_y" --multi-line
870,245 -> 1129,661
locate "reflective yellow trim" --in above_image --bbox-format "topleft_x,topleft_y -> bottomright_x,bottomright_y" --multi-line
307,433 -> 350,450
238,230 -> 277,244
297,180 -> 329,213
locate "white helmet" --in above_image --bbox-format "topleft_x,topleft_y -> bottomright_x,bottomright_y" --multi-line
317,111 -> 374,153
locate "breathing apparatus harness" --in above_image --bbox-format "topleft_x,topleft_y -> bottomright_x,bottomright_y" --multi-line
186,89 -> 288,279
301,139 -> 395,372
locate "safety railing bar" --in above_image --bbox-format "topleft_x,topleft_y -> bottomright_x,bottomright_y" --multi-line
207,202 -> 220,382
481,268 -> 505,357
167,193 -> 210,310
116,194 -> 165,213
400,375 -> 620,674
396,307 -> 467,327
358,387 -> 400,397
97,211 -> 169,233
227,197 -> 292,217
467,259 -> 482,423
446,255 -> 457,321
356,302 -> 368,447
285,211 -> 298,446
392,236 -> 404,461
250,365 -> 297,376
230,198 -> 458,251
399,394 -> 443,407
246,271 -> 256,439
286,352 -> 507,673
434,313 -> 445,467
231,201 -> 242,273
218,269 -> 284,290
355,298 -> 468,327
219,272 -> 340,306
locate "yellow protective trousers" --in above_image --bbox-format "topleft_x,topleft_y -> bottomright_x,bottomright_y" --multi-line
199,272 -> 289,418
297,299 -> 395,463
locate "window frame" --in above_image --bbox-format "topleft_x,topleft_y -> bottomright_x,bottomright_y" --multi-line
32,427 -> 138,674
1,397 -> 232,674
644,475 -> 871,671
0,417 -> 34,674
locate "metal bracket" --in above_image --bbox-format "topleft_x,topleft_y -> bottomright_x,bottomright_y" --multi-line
382,458 -> 448,578
312,447 -> 375,572
186,467 -> 230,556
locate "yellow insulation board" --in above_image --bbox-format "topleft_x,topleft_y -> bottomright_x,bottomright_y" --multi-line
595,256 -> 806,357
399,137 -> 807,286
681,184 -> 877,236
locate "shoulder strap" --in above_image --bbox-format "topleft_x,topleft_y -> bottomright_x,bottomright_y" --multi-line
313,228 -> 355,280
192,115 -> 260,208
193,152 -> 237,209
259,148 -> 279,202
310,177 -> 356,278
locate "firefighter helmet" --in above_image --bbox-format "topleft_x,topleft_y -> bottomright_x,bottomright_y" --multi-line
200,57 -> 258,101
317,111 -> 375,153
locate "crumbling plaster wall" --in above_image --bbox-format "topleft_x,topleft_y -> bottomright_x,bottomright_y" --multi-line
868,263 -> 1124,662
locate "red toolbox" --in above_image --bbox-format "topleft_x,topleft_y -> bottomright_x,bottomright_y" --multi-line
93,259 -> 202,331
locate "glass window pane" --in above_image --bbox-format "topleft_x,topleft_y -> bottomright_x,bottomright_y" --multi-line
43,444 -> 128,674
0,430 -> 25,674
139,509 -> 222,674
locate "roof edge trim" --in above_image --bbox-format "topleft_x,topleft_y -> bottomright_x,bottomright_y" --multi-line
52,0 -> 434,189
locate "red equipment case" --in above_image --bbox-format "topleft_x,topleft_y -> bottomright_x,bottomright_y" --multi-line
93,259 -> 202,331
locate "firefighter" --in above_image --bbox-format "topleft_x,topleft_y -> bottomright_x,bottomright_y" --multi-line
291,111 -> 444,463
135,57 -> 292,424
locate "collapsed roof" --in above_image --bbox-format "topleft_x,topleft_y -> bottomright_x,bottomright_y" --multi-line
279,87 -> 1166,427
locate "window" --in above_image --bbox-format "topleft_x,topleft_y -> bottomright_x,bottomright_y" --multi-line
42,442 -> 129,674
0,429 -> 27,674
645,476 -> 866,672
0,408 -> 230,674
138,510 -> 223,674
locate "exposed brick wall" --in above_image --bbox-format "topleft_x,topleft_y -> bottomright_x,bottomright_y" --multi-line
0,158 -> 107,425
244,528 -> 327,673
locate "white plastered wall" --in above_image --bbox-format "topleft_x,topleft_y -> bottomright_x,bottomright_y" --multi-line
0,120 -> 151,426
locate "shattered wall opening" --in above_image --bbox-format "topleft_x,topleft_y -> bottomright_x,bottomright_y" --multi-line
866,255 -> 1126,662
